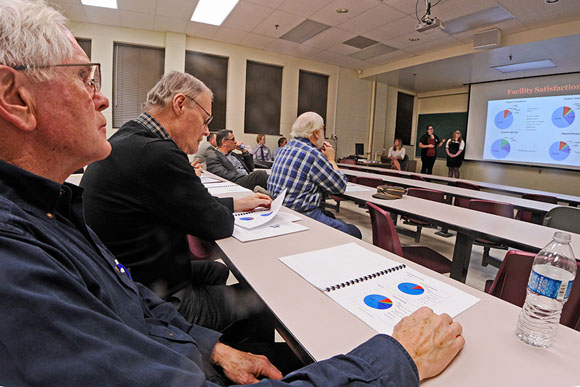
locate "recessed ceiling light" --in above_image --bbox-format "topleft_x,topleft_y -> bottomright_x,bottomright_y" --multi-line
191,0 -> 239,26
81,0 -> 117,9
336,8 -> 348,14
545,0 -> 559,3
409,37 -> 420,42
492,59 -> 556,73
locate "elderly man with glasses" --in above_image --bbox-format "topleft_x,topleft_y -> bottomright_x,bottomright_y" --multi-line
0,0 -> 465,385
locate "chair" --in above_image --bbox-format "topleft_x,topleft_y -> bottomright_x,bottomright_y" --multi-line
338,158 -> 356,165
366,202 -> 451,274
468,199 -> 515,268
454,181 -> 480,208
378,169 -> 400,177
356,176 -> 384,188
409,174 -> 425,181
485,250 -> 580,331
403,188 -> 446,242
399,154 -> 409,171
187,235 -> 216,260
543,206 -> 580,234
516,194 -> 558,224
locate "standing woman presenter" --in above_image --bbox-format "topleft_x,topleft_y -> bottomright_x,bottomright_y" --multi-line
446,130 -> 465,178
419,125 -> 445,174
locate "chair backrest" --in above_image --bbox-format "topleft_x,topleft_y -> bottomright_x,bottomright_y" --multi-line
516,193 -> 558,223
366,202 -> 404,256
187,235 -> 213,260
409,174 -> 425,181
456,181 -> 480,191
488,250 -> 580,331
399,154 -> 409,171
407,187 -> 445,203
543,206 -> 580,234
468,199 -> 514,218
356,176 -> 384,188
346,175 -> 357,183
379,170 -> 399,177
338,158 -> 356,165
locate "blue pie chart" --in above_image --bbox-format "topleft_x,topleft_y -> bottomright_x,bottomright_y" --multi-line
490,139 -> 511,159
363,294 -> 393,310
495,110 -> 513,129
549,141 -> 571,161
398,282 -> 425,295
552,106 -> 575,128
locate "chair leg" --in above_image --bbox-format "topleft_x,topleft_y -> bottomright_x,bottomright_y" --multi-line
415,226 -> 422,243
481,246 -> 490,266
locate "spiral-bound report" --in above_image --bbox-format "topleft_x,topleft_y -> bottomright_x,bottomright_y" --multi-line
280,243 -> 479,334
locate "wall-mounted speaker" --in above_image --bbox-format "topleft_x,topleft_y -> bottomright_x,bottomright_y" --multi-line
473,28 -> 501,50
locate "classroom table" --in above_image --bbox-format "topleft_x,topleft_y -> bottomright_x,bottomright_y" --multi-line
214,187 -> 580,387
338,162 -> 580,206
341,184 -> 580,283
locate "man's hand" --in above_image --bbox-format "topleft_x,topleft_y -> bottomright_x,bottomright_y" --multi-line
392,307 -> 464,381
211,342 -> 282,384
191,158 -> 203,177
233,193 -> 272,212
321,141 -> 336,160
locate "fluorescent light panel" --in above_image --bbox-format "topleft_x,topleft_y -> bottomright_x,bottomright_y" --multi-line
81,0 -> 117,9
191,0 -> 239,26
445,6 -> 514,34
492,59 -> 556,73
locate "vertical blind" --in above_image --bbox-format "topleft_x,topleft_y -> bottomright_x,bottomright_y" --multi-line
185,51 -> 228,130
244,61 -> 282,135
76,38 -> 91,59
298,70 -> 328,124
395,92 -> 414,145
113,43 -> 165,128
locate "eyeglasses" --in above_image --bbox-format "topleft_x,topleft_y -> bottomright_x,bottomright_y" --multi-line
185,95 -> 213,127
11,63 -> 101,96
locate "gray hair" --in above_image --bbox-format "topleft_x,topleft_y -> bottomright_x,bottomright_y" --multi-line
0,0 -> 74,81
291,112 -> 324,138
143,71 -> 213,111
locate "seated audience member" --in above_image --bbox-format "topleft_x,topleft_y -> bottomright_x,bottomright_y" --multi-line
0,1 -> 465,384
388,138 -> 406,171
82,72 -> 271,332
194,131 -> 217,164
273,136 -> 287,159
251,134 -> 273,162
207,129 -> 268,190
268,112 -> 362,238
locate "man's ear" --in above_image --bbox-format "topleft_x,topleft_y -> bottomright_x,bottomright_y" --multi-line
0,67 -> 37,132
172,93 -> 186,115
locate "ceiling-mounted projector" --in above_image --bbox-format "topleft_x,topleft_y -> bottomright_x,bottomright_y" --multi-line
415,16 -> 445,33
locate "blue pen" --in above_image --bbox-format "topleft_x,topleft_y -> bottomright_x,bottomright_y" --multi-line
114,259 -> 133,281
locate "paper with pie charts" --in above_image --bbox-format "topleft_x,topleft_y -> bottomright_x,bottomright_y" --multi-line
233,189 -> 286,229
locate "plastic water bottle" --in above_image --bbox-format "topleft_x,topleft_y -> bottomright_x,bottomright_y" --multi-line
515,231 -> 576,348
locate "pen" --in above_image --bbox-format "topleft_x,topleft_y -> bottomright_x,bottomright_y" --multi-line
114,259 -> 132,280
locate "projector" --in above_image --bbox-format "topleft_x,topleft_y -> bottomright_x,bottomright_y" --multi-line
415,17 -> 445,33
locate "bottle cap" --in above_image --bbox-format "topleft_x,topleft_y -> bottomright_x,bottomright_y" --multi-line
553,231 -> 571,243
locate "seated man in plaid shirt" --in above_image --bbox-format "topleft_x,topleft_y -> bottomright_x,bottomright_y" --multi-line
268,112 -> 362,238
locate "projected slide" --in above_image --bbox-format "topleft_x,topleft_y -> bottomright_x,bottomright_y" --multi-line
483,94 -> 580,166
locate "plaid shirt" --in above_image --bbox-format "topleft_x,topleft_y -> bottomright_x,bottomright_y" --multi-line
135,112 -> 172,140
267,137 -> 346,212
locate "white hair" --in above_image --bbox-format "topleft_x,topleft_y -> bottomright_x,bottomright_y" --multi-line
0,0 -> 74,81
291,112 -> 324,138
143,71 -> 213,111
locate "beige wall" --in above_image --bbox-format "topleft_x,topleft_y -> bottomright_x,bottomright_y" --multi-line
413,89 -> 580,196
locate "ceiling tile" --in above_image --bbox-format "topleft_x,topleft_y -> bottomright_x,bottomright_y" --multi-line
243,0 -> 285,7
401,35 -> 462,54
431,0 -> 500,21
326,43 -> 360,55
266,38 -> 321,58
240,33 -> 276,49
364,16 -> 419,43
118,0 -> 157,14
84,6 -> 121,26
363,49 -> 413,65
381,0 -> 427,15
120,10 -> 155,30
154,15 -> 188,33
278,0 -> 333,18
384,29 -> 452,50
251,10 -> 305,38
221,2 -> 275,32
498,0 -> 580,28
60,4 -> 87,22
302,27 -> 354,49
213,27 -> 249,45
310,0 -> 379,27
155,0 -> 197,19
185,22 -> 218,40
311,50 -> 365,68
338,4 -> 406,34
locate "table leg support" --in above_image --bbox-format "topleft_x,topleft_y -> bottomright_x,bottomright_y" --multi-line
450,232 -> 474,283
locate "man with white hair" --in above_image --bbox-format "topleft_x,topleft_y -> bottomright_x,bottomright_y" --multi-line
0,1 -> 465,384
268,112 -> 362,238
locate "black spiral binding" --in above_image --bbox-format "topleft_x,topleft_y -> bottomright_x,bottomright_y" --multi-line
234,208 -> 271,217
323,264 -> 406,293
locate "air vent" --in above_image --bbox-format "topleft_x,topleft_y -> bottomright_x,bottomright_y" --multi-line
280,19 -> 331,44
343,35 -> 378,49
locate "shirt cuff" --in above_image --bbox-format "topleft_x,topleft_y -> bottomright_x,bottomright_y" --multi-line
187,324 -> 222,360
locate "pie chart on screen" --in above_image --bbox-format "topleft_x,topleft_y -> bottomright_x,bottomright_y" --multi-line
364,294 -> 393,310
552,106 -> 575,128
490,139 -> 511,159
495,110 -> 513,129
398,282 -> 425,295
549,141 -> 571,161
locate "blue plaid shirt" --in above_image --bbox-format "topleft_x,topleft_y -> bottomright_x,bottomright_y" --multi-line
267,137 -> 346,212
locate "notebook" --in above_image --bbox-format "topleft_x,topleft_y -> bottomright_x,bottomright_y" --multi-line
280,242 -> 479,334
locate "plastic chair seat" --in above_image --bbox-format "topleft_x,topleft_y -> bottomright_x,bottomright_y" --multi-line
402,246 -> 452,274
